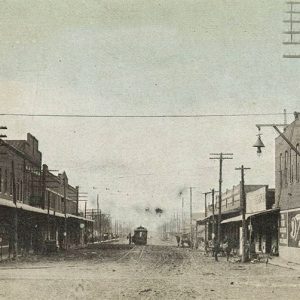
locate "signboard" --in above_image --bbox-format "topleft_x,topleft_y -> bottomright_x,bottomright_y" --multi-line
288,210 -> 300,248
279,213 -> 288,246
246,186 -> 267,214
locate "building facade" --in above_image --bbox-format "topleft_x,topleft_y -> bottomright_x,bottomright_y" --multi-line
276,112 -> 300,263
199,184 -> 277,256
0,133 -> 92,259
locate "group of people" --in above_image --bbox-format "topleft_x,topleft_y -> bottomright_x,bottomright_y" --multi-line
206,236 -> 233,261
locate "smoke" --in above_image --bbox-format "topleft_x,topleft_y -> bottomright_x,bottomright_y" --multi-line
155,208 -> 163,216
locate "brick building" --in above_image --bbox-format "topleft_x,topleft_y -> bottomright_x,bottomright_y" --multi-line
0,133 -> 92,259
276,112 -> 300,263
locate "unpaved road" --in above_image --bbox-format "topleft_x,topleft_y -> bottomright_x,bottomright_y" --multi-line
0,240 -> 300,299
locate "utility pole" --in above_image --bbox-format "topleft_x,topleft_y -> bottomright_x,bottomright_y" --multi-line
211,188 -> 215,238
63,176 -> 67,250
235,165 -> 250,263
99,208 -> 102,241
76,186 -> 79,216
12,160 -> 18,260
182,196 -> 184,233
91,209 -> 94,243
97,195 -> 99,241
210,153 -> 233,243
190,187 -> 193,246
203,191 -> 212,245
42,165 -> 50,240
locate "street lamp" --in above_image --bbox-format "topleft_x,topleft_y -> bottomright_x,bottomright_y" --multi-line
253,113 -> 300,157
253,132 -> 265,156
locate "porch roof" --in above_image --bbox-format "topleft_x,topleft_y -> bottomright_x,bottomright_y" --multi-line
221,208 -> 279,224
0,197 -> 94,222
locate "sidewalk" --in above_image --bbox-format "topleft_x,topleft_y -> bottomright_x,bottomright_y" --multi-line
268,256 -> 300,271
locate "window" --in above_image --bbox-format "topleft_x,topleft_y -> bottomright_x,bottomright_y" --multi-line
279,153 -> 283,188
16,180 -> 19,201
10,172 -> 13,195
20,180 -> 23,202
290,149 -> 293,183
297,144 -> 299,182
285,151 -> 288,185
3,169 -> 7,193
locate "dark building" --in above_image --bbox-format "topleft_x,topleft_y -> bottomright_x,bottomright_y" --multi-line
0,133 -> 92,259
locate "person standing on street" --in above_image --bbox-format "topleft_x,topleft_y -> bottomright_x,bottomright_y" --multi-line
213,236 -> 220,262
175,235 -> 180,247
127,233 -> 132,245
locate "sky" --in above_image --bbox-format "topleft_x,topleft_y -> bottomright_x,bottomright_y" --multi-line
0,1 -> 299,231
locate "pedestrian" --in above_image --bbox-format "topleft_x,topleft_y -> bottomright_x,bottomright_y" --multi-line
175,235 -> 180,247
127,233 -> 132,245
212,236 -> 220,262
223,237 -> 232,261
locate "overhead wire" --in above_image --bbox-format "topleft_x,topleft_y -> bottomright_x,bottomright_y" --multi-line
0,112 -> 291,118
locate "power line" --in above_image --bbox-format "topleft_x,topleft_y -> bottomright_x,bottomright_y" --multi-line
0,112 -> 291,118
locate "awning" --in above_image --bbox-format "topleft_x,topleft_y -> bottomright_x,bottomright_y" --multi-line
196,216 -> 211,225
0,197 -> 93,222
221,208 -> 279,224
221,215 -> 242,224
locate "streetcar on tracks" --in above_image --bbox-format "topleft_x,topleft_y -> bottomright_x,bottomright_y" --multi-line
132,226 -> 148,245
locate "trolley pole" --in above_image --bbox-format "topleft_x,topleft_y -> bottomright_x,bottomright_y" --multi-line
235,165 -> 250,263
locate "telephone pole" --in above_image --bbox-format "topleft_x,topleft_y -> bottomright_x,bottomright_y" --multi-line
210,153 -> 233,243
203,191 -> 212,245
12,160 -> 18,260
235,165 -> 251,263
190,187 -> 193,246
63,176 -> 67,250
211,189 -> 215,238
181,196 -> 184,233
97,195 -> 99,240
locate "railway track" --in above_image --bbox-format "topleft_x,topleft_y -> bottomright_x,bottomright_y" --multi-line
116,245 -> 146,263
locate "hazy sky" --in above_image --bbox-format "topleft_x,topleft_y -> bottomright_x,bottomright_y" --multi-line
0,1 -> 299,229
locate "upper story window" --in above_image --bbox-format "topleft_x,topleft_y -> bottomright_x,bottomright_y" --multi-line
279,153 -> 283,187
285,151 -> 288,185
296,144 -> 300,182
3,169 -> 7,193
20,180 -> 23,202
290,149 -> 293,183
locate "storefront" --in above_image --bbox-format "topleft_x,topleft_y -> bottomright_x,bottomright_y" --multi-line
279,208 -> 300,263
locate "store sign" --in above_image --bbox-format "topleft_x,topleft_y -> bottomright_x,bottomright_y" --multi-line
279,213 -> 288,246
288,210 -> 300,248
246,187 -> 267,214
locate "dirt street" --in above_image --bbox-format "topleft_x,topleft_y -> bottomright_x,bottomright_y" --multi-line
0,239 -> 300,300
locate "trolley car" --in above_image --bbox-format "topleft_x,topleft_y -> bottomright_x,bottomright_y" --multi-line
132,226 -> 148,245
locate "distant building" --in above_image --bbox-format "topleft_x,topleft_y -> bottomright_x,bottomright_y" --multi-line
276,112 -> 300,263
